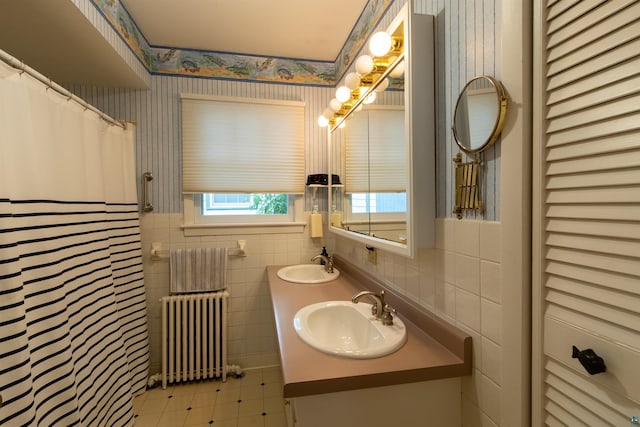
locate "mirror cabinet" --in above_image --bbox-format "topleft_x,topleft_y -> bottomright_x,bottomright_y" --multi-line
328,4 -> 435,258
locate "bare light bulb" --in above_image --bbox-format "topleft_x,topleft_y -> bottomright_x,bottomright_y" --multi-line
345,72 -> 361,91
355,55 -> 374,75
364,91 -> 376,104
322,108 -> 334,119
369,31 -> 392,57
389,59 -> 405,78
374,78 -> 390,92
317,115 -> 329,127
336,86 -> 351,103
329,98 -> 342,112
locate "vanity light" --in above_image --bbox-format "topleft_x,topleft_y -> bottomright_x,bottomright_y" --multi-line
374,78 -> 389,92
345,72 -> 361,91
355,55 -> 374,75
360,87 -> 376,104
369,31 -> 393,56
317,115 -> 329,127
389,59 -> 405,78
329,98 -> 343,112
335,86 -> 352,103
317,17 -> 405,131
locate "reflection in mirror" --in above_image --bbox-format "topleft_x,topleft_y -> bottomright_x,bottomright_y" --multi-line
452,76 -> 507,154
331,104 -> 407,244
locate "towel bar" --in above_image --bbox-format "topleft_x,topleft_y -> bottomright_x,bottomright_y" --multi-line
150,242 -> 247,259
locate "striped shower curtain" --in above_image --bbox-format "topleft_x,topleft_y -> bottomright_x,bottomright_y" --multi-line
0,56 -> 149,426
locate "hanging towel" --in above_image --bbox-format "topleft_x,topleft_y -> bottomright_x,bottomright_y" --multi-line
170,247 -> 228,293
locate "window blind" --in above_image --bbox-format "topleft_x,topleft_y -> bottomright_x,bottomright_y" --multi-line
181,94 -> 305,194
345,108 -> 406,193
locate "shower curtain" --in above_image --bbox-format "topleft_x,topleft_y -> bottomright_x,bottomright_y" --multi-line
0,56 -> 149,426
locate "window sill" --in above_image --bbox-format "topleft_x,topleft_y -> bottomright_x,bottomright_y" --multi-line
182,222 -> 307,237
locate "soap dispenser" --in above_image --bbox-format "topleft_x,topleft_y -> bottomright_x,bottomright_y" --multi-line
310,204 -> 323,238
319,246 -> 328,265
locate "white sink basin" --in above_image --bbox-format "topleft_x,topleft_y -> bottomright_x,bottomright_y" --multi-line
293,301 -> 407,359
277,264 -> 340,284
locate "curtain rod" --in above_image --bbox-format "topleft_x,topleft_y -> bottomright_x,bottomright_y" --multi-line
0,49 -> 126,129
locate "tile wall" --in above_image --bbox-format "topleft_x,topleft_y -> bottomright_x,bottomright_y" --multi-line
139,213 -> 335,373
333,218 -> 503,426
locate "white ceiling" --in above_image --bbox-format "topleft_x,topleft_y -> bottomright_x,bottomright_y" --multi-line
122,0 -> 368,61
0,0 -> 367,88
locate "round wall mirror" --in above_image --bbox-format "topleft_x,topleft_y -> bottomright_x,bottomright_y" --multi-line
452,76 -> 507,154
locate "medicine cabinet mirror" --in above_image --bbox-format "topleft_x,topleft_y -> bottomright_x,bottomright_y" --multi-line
328,4 -> 435,258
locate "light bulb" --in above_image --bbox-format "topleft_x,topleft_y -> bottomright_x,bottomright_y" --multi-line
345,72 -> 361,91
369,31 -> 392,57
317,115 -> 329,127
339,121 -> 346,129
389,59 -> 405,78
355,55 -> 374,75
322,108 -> 334,119
335,86 -> 351,103
374,78 -> 389,92
329,98 -> 342,112
363,90 -> 376,104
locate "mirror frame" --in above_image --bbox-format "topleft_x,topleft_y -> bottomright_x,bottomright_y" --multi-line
452,75 -> 507,155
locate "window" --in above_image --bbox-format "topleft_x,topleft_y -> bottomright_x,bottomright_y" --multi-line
201,193 -> 288,215
181,95 -> 305,232
351,192 -> 406,214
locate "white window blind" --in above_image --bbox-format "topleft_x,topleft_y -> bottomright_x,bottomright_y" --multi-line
181,94 -> 305,194
345,108 -> 406,193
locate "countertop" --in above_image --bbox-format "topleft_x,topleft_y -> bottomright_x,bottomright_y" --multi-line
267,256 -> 472,398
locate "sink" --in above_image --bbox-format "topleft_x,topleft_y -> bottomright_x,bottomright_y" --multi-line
277,264 -> 340,284
293,301 -> 407,358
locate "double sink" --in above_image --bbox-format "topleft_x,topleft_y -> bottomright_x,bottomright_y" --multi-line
276,264 -> 407,359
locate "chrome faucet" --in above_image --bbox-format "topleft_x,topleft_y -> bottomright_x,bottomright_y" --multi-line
310,254 -> 334,273
352,290 -> 397,325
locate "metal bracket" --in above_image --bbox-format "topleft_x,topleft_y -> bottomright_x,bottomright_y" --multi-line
453,152 -> 483,219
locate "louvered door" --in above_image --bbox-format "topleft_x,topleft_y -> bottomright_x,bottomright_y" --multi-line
533,0 -> 640,425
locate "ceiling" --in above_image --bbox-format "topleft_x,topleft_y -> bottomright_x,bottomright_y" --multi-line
121,0 -> 368,62
0,0 -> 367,89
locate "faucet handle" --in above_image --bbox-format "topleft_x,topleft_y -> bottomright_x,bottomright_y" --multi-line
381,303 -> 397,326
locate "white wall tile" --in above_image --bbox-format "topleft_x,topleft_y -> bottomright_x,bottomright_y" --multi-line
481,337 -> 502,386
455,288 -> 481,332
455,219 -> 480,257
481,260 -> 502,304
481,298 -> 502,345
480,375 -> 502,425
455,254 -> 481,295
480,221 -> 502,262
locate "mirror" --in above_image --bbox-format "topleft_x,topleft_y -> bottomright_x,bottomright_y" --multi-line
331,104 -> 407,244
452,75 -> 507,154
328,4 -> 435,257
451,75 -> 507,219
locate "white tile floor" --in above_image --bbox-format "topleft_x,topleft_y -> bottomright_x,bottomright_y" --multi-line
133,367 -> 287,427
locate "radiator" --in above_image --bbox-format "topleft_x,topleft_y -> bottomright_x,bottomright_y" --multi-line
161,291 -> 229,389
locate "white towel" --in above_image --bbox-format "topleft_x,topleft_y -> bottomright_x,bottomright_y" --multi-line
170,247 -> 228,293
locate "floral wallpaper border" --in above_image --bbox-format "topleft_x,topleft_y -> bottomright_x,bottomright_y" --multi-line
90,0 -> 393,87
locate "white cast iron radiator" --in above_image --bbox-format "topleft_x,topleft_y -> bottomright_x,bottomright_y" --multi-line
161,291 -> 229,389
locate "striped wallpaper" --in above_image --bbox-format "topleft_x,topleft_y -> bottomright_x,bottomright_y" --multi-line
68,0 -> 500,220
